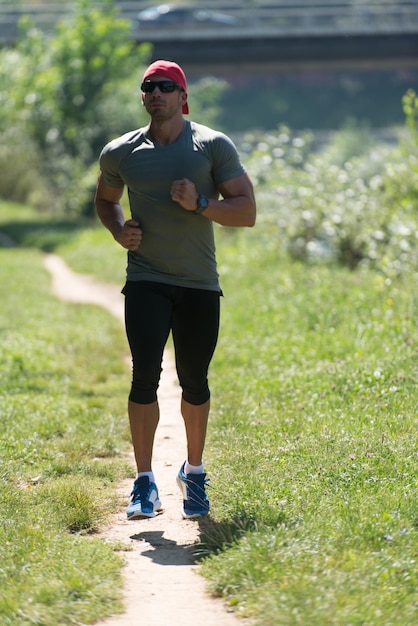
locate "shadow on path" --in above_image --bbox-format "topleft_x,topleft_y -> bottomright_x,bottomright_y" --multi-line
130,530 -> 196,566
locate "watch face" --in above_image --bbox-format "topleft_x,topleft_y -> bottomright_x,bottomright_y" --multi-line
198,195 -> 208,209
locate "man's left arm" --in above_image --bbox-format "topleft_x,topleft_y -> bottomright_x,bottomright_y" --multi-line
170,173 -> 256,227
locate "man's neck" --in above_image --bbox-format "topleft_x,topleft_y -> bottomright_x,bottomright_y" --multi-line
148,118 -> 186,146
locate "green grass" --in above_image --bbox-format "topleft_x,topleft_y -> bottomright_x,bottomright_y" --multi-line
0,212 -> 134,624
1,201 -> 417,625
201,229 -> 418,624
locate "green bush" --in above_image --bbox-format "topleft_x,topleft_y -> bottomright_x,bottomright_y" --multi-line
0,0 -> 149,215
244,117 -> 418,276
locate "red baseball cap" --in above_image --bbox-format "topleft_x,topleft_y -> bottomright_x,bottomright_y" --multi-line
142,60 -> 189,114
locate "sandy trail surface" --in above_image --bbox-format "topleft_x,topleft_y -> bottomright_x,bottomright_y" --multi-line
43,254 -> 245,626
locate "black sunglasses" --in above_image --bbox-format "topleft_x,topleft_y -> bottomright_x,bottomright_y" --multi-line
141,80 -> 182,94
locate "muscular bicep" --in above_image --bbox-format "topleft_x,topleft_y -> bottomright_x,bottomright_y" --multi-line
208,172 -> 256,227
95,172 -> 125,204
217,173 -> 255,204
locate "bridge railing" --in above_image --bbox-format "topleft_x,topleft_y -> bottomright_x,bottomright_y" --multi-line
0,2 -> 417,44
131,3 -> 418,39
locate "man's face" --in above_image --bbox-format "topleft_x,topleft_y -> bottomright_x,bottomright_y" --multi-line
141,75 -> 187,120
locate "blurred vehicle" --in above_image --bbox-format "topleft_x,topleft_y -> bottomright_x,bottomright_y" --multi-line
135,4 -> 240,29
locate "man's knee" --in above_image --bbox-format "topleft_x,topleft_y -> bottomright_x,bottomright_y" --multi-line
129,385 -> 158,404
182,384 -> 210,406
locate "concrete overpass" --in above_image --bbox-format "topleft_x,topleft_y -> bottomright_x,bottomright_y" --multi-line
1,1 -> 417,74
131,1 -> 418,71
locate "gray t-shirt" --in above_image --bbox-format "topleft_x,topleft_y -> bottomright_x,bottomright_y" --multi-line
99,120 -> 245,291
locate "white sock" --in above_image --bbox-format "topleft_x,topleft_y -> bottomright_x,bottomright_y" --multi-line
136,471 -> 155,482
185,461 -> 204,475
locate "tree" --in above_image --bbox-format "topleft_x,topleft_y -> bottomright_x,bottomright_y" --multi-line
403,89 -> 418,143
0,0 -> 150,214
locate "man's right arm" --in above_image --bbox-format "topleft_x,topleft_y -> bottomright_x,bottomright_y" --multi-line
95,172 -> 143,251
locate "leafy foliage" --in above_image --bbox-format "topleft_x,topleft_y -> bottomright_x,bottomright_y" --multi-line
243,110 -> 418,276
0,0 -> 149,214
403,88 -> 418,140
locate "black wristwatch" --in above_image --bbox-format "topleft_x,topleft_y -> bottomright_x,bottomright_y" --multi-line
194,194 -> 209,215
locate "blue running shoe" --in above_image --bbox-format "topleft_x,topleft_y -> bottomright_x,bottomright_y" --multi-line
126,476 -> 162,519
176,462 -> 210,519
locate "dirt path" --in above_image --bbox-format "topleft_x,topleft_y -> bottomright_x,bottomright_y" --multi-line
43,254 -> 245,626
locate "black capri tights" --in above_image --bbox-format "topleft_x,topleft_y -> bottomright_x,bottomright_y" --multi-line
123,281 -> 220,406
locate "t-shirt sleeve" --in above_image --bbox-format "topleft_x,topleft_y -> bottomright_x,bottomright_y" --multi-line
211,133 -> 246,186
99,142 -> 125,188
